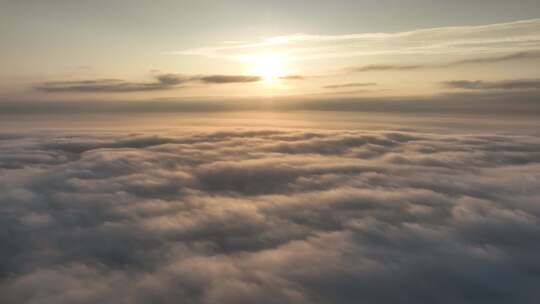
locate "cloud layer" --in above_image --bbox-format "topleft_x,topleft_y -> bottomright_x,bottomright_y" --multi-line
1,125 -> 540,303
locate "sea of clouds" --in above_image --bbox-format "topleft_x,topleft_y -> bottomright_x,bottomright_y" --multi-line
1,126 -> 540,303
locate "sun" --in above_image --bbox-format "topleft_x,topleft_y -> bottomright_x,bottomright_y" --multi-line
249,53 -> 287,84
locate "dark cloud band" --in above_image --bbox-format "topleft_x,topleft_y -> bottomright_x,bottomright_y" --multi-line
443,79 -> 540,90
323,82 -> 377,89
35,74 -> 263,93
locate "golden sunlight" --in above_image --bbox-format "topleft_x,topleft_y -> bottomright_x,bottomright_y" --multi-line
249,53 -> 287,83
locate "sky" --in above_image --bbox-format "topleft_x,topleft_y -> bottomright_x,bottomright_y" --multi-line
2,2 -> 540,304
1,0 -> 540,108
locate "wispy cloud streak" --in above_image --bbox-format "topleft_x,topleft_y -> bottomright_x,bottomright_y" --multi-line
346,51 -> 540,72
173,19 -> 540,61
35,74 -> 263,93
444,79 -> 540,90
323,82 -> 377,89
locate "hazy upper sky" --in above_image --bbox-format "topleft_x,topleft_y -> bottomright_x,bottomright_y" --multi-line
1,0 -> 539,106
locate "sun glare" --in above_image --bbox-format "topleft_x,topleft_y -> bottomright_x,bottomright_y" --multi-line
249,53 -> 287,84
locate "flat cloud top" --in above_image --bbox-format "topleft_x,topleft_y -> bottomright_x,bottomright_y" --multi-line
1,125 -> 540,303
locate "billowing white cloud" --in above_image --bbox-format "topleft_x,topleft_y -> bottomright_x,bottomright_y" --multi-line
1,127 -> 540,303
